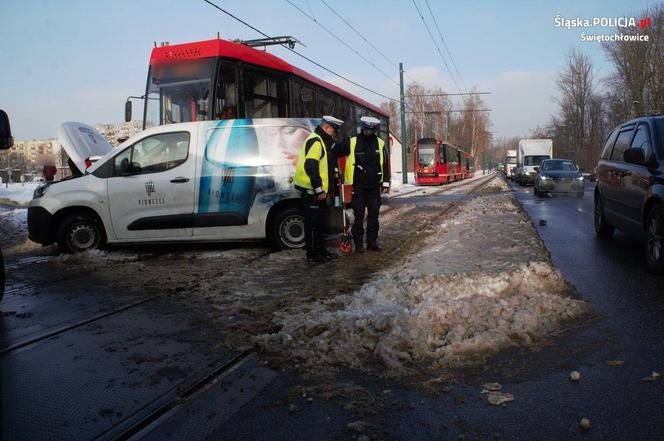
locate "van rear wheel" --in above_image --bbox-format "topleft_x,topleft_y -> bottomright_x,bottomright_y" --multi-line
57,215 -> 104,254
269,207 -> 305,250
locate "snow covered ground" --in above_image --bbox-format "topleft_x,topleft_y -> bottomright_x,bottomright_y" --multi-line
0,207 -> 37,252
3,174 -> 589,380
257,176 -> 590,377
0,182 -> 38,206
388,171 -> 490,197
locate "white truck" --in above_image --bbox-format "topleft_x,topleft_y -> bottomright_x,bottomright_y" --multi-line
505,149 -> 517,180
27,119 -> 324,253
515,139 -> 553,186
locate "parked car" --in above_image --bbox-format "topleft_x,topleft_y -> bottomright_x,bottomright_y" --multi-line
534,159 -> 585,198
0,109 -> 15,300
594,115 -> 664,273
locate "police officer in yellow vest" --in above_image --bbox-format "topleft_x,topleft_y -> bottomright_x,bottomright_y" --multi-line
293,116 -> 344,262
344,116 -> 389,252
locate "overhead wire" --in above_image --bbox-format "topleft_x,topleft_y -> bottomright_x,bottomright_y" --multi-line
423,0 -> 467,92
285,0 -> 399,86
411,0 -> 462,93
201,0 -> 400,103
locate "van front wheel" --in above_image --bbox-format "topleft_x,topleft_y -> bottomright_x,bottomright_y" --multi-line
57,215 -> 104,254
269,207 -> 305,250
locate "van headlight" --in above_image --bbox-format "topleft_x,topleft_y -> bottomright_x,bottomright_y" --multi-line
33,183 -> 51,199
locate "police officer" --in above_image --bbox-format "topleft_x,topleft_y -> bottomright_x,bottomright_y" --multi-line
343,116 -> 389,252
293,116 -> 344,262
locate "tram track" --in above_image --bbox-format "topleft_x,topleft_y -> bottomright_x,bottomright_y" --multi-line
0,294 -> 162,355
2,173 -> 498,441
99,351 -> 256,441
100,174 -> 498,439
2,175 -> 493,358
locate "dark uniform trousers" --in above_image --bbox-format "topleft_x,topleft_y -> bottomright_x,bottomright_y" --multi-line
302,193 -> 328,256
351,185 -> 381,248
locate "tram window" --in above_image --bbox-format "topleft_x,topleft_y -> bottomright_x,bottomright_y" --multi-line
345,101 -> 359,135
244,70 -> 289,118
379,116 -> 389,139
316,91 -> 338,116
214,63 -> 238,120
438,143 -> 446,163
293,80 -> 315,118
446,145 -> 457,165
355,105 -> 366,125
340,101 -> 353,136
161,80 -> 211,124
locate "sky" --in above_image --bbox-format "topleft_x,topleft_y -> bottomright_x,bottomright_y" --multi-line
0,0 -> 657,141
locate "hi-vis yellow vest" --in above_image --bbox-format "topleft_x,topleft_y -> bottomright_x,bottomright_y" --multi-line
294,132 -> 329,192
344,136 -> 385,185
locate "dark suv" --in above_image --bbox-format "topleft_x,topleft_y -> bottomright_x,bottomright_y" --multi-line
594,115 -> 664,273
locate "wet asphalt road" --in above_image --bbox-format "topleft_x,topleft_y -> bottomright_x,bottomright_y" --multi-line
2,175 -> 664,441
494,178 -> 664,440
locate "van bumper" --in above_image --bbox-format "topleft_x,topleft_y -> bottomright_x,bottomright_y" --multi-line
28,206 -> 54,245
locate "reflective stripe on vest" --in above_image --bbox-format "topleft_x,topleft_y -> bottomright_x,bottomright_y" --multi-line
293,132 -> 329,192
344,136 -> 385,185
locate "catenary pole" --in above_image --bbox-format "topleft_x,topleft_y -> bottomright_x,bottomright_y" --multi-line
399,62 -> 407,185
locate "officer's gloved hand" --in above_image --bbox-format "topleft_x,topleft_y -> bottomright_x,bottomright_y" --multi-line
316,192 -> 327,201
381,182 -> 390,194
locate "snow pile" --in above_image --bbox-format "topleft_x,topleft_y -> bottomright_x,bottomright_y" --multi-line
0,208 -> 27,232
256,262 -> 588,376
256,175 -> 589,376
0,207 -> 31,250
0,183 -> 39,206
390,172 -> 416,189
53,249 -> 140,264
176,247 -> 266,261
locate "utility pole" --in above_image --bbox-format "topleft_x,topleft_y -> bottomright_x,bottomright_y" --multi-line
399,62 -> 407,185
446,110 -> 451,142
471,109 -> 476,158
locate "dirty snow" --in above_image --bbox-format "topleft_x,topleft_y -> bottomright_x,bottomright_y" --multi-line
0,207 -> 37,252
256,175 -> 590,376
0,183 -> 38,206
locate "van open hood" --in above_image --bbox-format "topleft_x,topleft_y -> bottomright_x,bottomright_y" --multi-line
57,122 -> 113,174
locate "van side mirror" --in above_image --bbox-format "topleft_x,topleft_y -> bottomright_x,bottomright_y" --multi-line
0,109 -> 14,150
125,101 -> 132,122
623,147 -> 645,165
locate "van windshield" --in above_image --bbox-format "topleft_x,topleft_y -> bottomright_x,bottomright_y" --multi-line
524,155 -> 549,166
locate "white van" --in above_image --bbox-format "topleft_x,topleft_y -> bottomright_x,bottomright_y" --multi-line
515,139 -> 553,185
505,149 -> 517,180
28,119 -> 320,253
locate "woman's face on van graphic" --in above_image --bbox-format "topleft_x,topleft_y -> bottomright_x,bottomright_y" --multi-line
258,126 -> 310,165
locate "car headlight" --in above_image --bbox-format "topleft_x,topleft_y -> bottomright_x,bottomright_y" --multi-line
576,176 -> 584,181
33,183 -> 51,199
539,175 -> 549,180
